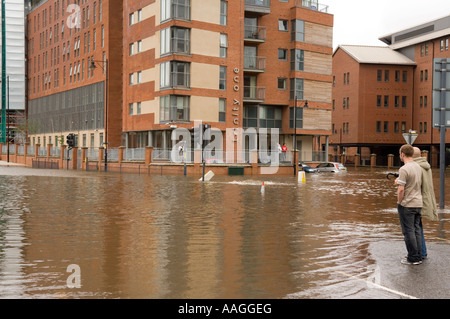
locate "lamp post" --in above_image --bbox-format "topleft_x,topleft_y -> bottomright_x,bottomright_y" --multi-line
6,76 -> 9,162
89,58 -> 108,172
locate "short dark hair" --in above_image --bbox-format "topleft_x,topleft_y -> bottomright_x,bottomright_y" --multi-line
400,144 -> 414,157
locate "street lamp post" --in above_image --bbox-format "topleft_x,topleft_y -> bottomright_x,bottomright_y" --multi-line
6,76 -> 9,162
89,58 -> 108,172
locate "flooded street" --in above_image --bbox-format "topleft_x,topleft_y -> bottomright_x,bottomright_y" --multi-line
0,165 -> 449,299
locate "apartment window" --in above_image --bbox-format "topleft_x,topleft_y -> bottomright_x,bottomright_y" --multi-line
136,102 -> 141,115
137,71 -> 142,84
384,121 -> 389,133
160,95 -> 190,122
260,106 -> 282,129
277,78 -> 287,90
220,34 -> 228,58
129,73 -> 134,85
377,69 -> 382,82
402,121 -> 406,133
402,96 -> 407,108
290,49 -> 304,71
376,95 -> 381,108
161,0 -> 190,22
402,71 -> 407,82
376,121 -> 381,133
137,9 -> 142,22
384,70 -> 389,82
424,95 -> 428,107
129,103 -> 133,115
160,61 -> 190,88
93,28 -> 96,50
220,0 -> 227,26
129,43 -> 134,56
278,49 -> 287,60
441,40 -> 444,51
219,98 -> 226,122
289,107 -> 303,129
384,95 -> 389,108
243,106 -> 258,128
290,78 -> 304,100
278,19 -> 288,31
395,96 -> 399,108
394,121 -> 399,133
161,26 -> 190,55
219,66 -> 226,90
101,25 -> 104,47
291,19 -> 305,42
129,13 -> 134,25
395,70 -> 400,82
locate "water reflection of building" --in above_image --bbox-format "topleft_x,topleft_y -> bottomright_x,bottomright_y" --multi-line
332,15 -> 450,167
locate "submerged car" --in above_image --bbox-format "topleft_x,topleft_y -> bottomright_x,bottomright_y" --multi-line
316,162 -> 347,173
299,163 -> 318,173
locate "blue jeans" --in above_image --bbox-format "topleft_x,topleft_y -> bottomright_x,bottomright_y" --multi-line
397,204 -> 422,262
420,219 -> 427,257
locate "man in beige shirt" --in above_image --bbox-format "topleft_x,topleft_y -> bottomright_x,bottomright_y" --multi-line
395,144 -> 423,265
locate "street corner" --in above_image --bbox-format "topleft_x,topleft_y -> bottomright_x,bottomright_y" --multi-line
369,239 -> 450,299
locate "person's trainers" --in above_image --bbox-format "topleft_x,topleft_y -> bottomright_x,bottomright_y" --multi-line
401,257 -> 422,265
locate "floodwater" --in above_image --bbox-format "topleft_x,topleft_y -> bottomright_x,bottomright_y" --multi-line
0,164 -> 449,299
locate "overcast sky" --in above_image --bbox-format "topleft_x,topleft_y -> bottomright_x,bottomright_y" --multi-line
328,0 -> 450,49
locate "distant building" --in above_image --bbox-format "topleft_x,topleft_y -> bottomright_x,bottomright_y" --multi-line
0,0 -> 26,143
332,15 -> 450,166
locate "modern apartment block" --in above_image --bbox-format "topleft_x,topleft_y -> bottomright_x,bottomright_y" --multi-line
122,0 -> 333,162
332,15 -> 450,167
25,0 -> 333,162
26,0 -> 123,148
0,0 -> 26,143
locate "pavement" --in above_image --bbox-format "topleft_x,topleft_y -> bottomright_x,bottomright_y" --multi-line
369,240 -> 450,299
0,160 -> 26,166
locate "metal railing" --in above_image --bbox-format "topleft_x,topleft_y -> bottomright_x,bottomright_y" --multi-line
123,147 -> 145,161
244,26 -> 267,41
295,0 -> 329,13
244,56 -> 266,71
243,86 -> 265,101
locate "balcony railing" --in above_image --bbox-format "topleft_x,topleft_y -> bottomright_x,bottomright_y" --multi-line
243,86 -> 265,102
244,26 -> 267,42
244,0 -> 271,15
244,56 -> 266,72
295,0 -> 329,13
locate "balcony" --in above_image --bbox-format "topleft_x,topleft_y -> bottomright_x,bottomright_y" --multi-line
243,86 -> 265,103
244,26 -> 267,43
295,0 -> 329,13
244,0 -> 270,15
295,0 -> 328,13
244,56 -> 266,73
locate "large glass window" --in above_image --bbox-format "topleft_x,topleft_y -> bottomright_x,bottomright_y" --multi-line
161,26 -> 190,55
291,19 -> 305,42
160,61 -> 190,88
160,95 -> 190,122
290,78 -> 304,100
290,49 -> 304,71
289,107 -> 303,129
161,0 -> 190,22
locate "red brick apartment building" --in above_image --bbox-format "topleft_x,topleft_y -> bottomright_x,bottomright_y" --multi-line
26,0 -> 123,148
26,0 -> 334,163
332,15 -> 450,167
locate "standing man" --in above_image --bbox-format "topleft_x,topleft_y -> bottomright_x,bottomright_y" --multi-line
413,147 -> 438,259
395,144 -> 423,265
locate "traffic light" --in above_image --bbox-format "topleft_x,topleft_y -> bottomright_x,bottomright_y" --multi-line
66,133 -> 75,148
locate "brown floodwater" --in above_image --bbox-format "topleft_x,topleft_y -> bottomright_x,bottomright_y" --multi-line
0,165 -> 449,298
